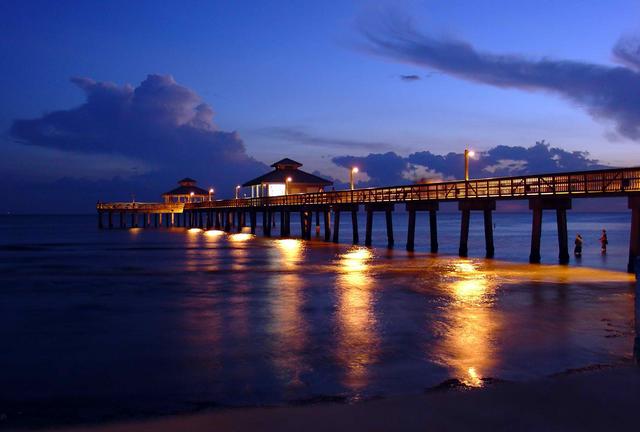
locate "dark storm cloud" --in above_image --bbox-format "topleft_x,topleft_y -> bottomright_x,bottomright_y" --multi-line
257,126 -> 398,152
361,17 -> 640,140
8,74 -> 267,206
332,141 -> 605,187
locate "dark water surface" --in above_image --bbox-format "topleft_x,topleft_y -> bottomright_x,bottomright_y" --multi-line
0,213 -> 635,427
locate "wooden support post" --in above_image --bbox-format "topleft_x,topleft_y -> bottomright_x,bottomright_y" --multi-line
628,197 -> 640,274
131,212 -> 137,228
142,213 -> 147,228
459,209 -> 470,257
429,209 -> 438,253
484,208 -> 495,258
198,212 -> 203,228
108,212 -> 113,229
98,212 -> 104,229
154,213 -> 158,228
385,209 -> 394,248
333,210 -> 340,243
236,211 -> 243,232
300,211 -> 307,239
351,209 -> 359,244
316,211 -> 321,236
266,211 -> 273,237
365,210 -> 373,246
285,211 -> 291,237
250,211 -> 257,234
215,211 -> 221,229
530,207 -> 542,263
159,213 -> 163,228
406,209 -> 416,251
279,211 -> 285,237
324,209 -> 331,241
556,208 -> 569,264
224,212 -> 232,232
170,213 -> 175,227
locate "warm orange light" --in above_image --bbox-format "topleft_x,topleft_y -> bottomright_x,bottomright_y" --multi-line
209,188 -> 214,194
188,227 -> 202,233
229,233 -> 253,242
468,150 -> 475,158
204,229 -> 224,237
286,177 -> 292,182
352,167 -> 359,173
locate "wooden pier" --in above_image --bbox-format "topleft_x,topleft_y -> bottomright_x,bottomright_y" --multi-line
98,166 -> 640,273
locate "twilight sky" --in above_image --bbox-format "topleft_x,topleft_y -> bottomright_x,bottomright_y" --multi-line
1,0 -> 639,212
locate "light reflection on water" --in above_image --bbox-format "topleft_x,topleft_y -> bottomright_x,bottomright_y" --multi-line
0,218 -> 636,422
335,246 -> 378,392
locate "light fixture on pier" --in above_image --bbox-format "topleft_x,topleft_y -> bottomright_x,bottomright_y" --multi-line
285,177 -> 292,195
189,191 -> 195,203
235,185 -> 241,199
209,188 -> 214,201
464,149 -> 475,181
350,167 -> 359,190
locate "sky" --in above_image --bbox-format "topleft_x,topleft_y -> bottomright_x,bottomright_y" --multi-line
1,0 -> 639,212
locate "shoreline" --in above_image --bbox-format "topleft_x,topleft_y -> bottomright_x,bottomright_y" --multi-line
10,363 -> 637,432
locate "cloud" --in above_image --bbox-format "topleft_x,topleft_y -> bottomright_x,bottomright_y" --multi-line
332,141 -> 606,187
6,74 -> 267,210
400,74 -> 420,81
256,126 -> 400,152
361,16 -> 640,141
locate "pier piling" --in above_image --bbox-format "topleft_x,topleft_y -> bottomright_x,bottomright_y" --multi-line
629,197 -> 640,273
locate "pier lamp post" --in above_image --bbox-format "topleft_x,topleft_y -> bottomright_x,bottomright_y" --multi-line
209,188 -> 214,202
189,191 -> 194,203
350,167 -> 359,190
285,177 -> 292,195
464,149 -> 475,181
235,185 -> 241,200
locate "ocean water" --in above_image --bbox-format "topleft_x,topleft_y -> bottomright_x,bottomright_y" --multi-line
0,212 -> 636,427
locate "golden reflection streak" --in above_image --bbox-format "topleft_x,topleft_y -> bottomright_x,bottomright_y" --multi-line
228,233 -> 253,242
204,229 -> 225,238
270,238 -> 308,389
335,247 -> 378,392
436,259 -> 500,387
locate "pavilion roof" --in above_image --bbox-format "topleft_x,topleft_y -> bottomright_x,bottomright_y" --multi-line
162,185 -> 209,196
242,168 -> 332,187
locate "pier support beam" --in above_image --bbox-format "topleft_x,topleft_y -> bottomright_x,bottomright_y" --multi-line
154,213 -> 158,228
323,209 -> 331,242
628,196 -> 640,274
250,211 -> 257,234
120,212 -> 125,229
458,200 -> 496,258
365,209 -> 373,246
528,198 -> 572,264
224,211 -> 232,232
429,208 -> 438,253
405,202 -> 439,252
333,209 -> 341,243
108,212 -> 114,229
351,208 -> 359,244
316,211 -> 321,236
98,212 -> 104,229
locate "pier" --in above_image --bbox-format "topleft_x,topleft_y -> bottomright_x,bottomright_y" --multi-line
98,166 -> 640,273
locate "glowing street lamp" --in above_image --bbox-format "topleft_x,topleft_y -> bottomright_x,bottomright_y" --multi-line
189,191 -> 195,203
464,149 -> 475,181
208,188 -> 214,202
235,185 -> 241,200
285,177 -> 292,195
350,166 -> 359,190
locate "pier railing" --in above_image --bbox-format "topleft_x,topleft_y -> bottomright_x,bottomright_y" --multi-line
96,202 -> 184,212
189,166 -> 640,209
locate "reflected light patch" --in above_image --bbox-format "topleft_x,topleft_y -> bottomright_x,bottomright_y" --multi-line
204,229 -> 225,237
188,228 -> 203,233
229,233 -> 253,242
340,247 -> 373,273
454,261 -> 476,274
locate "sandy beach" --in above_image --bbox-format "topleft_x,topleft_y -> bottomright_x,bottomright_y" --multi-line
27,365 -> 637,432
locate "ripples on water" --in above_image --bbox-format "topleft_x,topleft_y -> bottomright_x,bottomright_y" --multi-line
0,214 -> 635,425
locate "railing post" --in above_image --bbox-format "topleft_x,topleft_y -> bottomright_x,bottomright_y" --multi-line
635,257 -> 640,363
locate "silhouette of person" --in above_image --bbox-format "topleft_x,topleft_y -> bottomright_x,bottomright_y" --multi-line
599,229 -> 608,254
574,234 -> 583,257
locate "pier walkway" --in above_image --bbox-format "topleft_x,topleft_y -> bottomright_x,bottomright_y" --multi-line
98,167 -> 640,273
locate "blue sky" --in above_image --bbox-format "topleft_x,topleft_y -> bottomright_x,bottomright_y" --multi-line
1,0 -> 639,211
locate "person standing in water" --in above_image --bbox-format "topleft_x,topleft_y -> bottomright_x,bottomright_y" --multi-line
574,234 -> 583,257
599,229 -> 608,254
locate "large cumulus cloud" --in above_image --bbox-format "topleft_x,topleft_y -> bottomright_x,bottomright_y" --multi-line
361,17 -> 640,141
332,141 -> 606,187
6,74 -> 267,211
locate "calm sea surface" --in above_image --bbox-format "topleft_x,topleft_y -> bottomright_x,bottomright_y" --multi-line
0,212 -> 635,426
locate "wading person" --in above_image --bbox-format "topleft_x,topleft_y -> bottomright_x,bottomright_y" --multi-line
599,229 -> 608,254
574,234 -> 583,257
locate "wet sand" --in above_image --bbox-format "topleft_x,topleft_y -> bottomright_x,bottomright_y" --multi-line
35,365 -> 640,432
